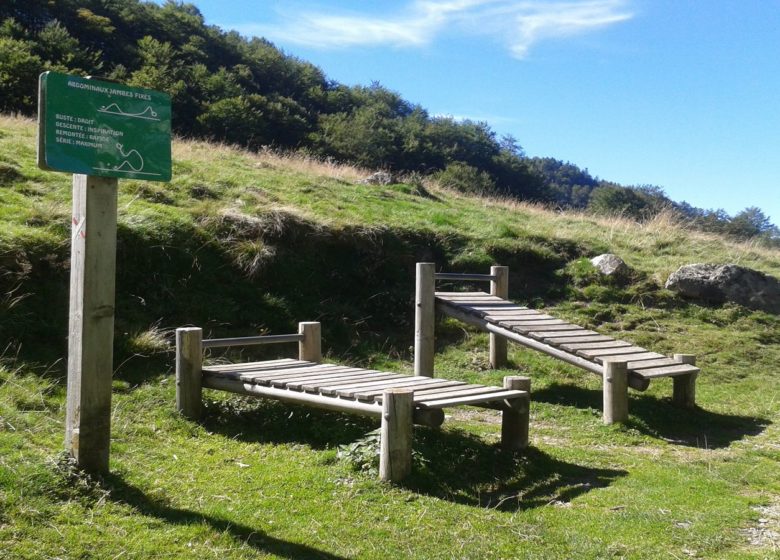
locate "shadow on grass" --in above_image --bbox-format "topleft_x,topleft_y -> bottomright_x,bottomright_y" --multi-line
202,396 -> 626,512
404,428 -> 627,511
534,383 -> 771,448
101,473 -> 348,560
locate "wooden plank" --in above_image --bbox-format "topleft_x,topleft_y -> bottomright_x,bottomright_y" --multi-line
335,377 -> 446,399
482,310 -> 541,319
418,390 -> 526,409
408,382 -> 487,397
273,371 -> 395,390
309,374 -> 405,394
560,340 -> 633,351
519,324 -> 584,333
322,375 -> 431,394
204,359 -> 312,373
626,357 -> 681,370
533,330 -> 600,341
435,291 -> 491,297
544,334 -> 614,345
239,365 -> 357,383
499,319 -> 569,328
354,380 -> 466,401
593,352 -> 665,364
256,366 -> 372,384
282,370 -> 392,390
578,346 -> 649,358
636,364 -> 700,379
410,385 -> 504,403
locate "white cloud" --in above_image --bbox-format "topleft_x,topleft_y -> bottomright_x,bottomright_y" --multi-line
239,0 -> 633,58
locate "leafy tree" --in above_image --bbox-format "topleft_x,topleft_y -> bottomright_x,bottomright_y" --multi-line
0,37 -> 42,113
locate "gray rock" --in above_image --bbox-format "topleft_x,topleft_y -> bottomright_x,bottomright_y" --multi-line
591,254 -> 629,277
359,171 -> 395,185
665,263 -> 780,313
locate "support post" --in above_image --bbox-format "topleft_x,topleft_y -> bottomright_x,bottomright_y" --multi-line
672,354 -> 697,409
176,327 -> 203,420
489,265 -> 509,369
65,174 -> 118,474
502,376 -> 531,450
298,322 -> 322,363
414,262 -> 435,377
379,388 -> 414,482
603,359 -> 628,425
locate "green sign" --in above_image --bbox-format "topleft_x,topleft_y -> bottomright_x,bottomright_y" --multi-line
38,72 -> 172,181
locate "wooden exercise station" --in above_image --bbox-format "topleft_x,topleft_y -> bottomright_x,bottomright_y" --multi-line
413,263 -> 700,425
176,322 -> 531,482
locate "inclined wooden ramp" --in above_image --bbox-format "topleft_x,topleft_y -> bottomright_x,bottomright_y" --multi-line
176,322 -> 531,482
435,291 -> 699,391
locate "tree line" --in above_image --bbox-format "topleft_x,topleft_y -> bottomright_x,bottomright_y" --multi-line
1,0 -> 776,244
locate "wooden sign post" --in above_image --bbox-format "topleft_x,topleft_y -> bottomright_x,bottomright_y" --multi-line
65,175 -> 118,472
38,72 -> 171,473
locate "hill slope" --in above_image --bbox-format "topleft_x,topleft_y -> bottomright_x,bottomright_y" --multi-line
1,114 -> 779,558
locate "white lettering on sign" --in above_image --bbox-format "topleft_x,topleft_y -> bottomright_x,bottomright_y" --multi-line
54,113 -> 124,152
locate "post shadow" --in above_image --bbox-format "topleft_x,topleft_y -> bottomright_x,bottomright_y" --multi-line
533,382 -> 771,448
100,473 -> 349,560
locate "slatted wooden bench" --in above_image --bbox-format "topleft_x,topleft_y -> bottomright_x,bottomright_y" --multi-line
175,322 -> 531,481
413,263 -> 700,424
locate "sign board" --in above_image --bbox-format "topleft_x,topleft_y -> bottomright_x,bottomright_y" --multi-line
38,71 -> 172,181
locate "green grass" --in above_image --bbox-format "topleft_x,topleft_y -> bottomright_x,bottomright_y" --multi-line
1,114 -> 780,558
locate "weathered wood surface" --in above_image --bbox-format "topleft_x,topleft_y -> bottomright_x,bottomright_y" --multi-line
435,291 -> 700,385
65,174 -> 118,474
202,359 -> 527,414
380,389 -> 413,482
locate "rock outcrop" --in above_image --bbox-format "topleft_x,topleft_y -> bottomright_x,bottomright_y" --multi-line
665,263 -> 780,313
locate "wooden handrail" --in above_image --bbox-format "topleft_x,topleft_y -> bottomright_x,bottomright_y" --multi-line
202,333 -> 304,349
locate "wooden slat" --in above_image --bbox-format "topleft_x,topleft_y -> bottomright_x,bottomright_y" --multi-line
635,364 -> 700,379
593,352 -> 665,364
335,377 -> 449,399
261,367 -> 377,385
577,346 -> 649,358
241,365 -> 359,384
527,329 -> 595,340
561,340 -> 633,351
273,371 -> 394,390
482,309 -> 539,317
519,324 -> 584,333
354,380 -> 466,401
498,318 -> 562,326
409,385 -> 503,403
418,390 -> 527,409
309,374 -> 406,394
542,334 -> 614,345
435,291 -> 491,297
204,359 -> 310,373
317,374 -> 430,395
282,370 -> 391,390
626,357 -> 682,370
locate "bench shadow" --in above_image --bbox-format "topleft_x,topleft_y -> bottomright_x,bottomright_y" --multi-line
100,473 -> 348,560
201,396 -> 626,512
533,383 -> 771,448
404,428 -> 627,511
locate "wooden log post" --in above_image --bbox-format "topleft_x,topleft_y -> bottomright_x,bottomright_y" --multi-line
672,354 -> 697,409
603,359 -> 629,424
489,265 -> 509,369
65,174 -> 118,474
414,262 -> 435,377
298,322 -> 322,363
176,327 -> 203,420
379,388 -> 414,482
501,376 -> 531,450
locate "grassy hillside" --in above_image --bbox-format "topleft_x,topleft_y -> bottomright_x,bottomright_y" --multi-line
1,114 -> 779,558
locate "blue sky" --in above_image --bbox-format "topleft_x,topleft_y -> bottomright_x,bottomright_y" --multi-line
175,0 -> 779,224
